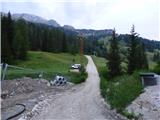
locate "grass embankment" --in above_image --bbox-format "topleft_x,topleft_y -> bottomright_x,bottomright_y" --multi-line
147,52 -> 157,69
92,56 -> 143,118
5,51 -> 88,84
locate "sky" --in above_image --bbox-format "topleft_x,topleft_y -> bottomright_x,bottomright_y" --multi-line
1,0 -> 159,40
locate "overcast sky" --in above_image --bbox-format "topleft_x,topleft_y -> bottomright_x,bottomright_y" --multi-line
1,0 -> 159,40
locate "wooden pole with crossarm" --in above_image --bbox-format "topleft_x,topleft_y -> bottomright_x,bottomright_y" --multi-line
78,33 -> 84,66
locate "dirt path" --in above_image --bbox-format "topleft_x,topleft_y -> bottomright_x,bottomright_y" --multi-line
30,55 -> 125,120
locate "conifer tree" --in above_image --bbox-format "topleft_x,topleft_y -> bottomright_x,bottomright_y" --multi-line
1,12 -> 14,63
107,28 -> 121,77
128,25 -> 139,74
62,32 -> 67,52
13,19 -> 29,60
139,43 -> 148,69
128,25 -> 148,74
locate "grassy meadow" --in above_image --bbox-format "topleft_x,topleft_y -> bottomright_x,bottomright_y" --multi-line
5,51 -> 88,84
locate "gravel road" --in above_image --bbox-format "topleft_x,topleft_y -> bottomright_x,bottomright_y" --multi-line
30,55 -> 125,120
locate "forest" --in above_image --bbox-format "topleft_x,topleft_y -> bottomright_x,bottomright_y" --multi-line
1,12 -> 79,64
1,12 -> 160,66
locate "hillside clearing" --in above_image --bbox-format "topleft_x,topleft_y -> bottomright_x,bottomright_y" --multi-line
5,51 -> 87,84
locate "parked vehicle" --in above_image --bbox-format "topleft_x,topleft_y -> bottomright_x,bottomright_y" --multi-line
70,64 -> 81,69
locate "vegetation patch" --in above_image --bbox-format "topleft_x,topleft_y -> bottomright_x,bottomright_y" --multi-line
5,51 -> 88,84
106,72 -> 143,112
92,56 -> 143,118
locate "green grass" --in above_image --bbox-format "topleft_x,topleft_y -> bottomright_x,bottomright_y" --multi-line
107,72 -> 143,111
91,56 -> 109,97
5,51 -> 88,84
147,52 -> 157,69
92,55 -> 143,118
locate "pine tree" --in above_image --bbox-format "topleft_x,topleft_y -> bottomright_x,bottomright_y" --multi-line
1,12 -> 14,63
128,25 -> 139,74
7,12 -> 14,49
128,25 -> 148,74
62,32 -> 67,52
140,43 -> 148,69
107,28 -> 121,77
13,19 -> 29,60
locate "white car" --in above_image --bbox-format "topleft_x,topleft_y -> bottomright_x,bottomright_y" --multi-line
71,64 -> 81,69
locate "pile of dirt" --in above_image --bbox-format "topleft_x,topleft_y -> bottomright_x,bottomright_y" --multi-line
1,77 -> 73,120
1,77 -> 50,99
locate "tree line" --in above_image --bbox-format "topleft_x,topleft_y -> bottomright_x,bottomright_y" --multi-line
117,34 -> 160,52
107,25 -> 148,77
1,12 -> 79,64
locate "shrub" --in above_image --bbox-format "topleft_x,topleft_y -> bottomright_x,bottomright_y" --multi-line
106,71 -> 143,112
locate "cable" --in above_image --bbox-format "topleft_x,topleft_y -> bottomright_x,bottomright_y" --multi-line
6,104 -> 26,120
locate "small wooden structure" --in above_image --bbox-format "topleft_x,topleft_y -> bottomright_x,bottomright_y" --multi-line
140,73 -> 158,87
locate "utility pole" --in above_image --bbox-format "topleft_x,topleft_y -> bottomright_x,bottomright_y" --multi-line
78,33 -> 84,65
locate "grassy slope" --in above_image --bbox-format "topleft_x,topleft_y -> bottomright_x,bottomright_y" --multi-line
92,55 -> 143,118
91,56 -> 109,97
6,51 -> 88,83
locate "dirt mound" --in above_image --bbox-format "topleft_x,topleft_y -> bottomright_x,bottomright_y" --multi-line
1,77 -> 50,99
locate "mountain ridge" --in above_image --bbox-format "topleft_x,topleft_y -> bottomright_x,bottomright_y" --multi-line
12,13 -> 61,27
2,12 -> 159,41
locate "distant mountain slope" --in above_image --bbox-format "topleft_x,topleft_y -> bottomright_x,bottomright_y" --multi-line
63,25 -> 75,30
76,29 -> 113,39
117,34 -> 160,52
8,13 -> 113,38
12,13 -> 60,27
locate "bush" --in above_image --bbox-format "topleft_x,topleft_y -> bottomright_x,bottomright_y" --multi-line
69,72 -> 87,84
106,71 -> 143,112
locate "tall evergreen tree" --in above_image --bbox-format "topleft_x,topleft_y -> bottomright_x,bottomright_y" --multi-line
128,25 -> 139,74
62,32 -> 67,52
13,19 -> 29,60
1,12 -> 14,63
139,43 -> 148,69
107,28 -> 121,77
128,25 -> 148,74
